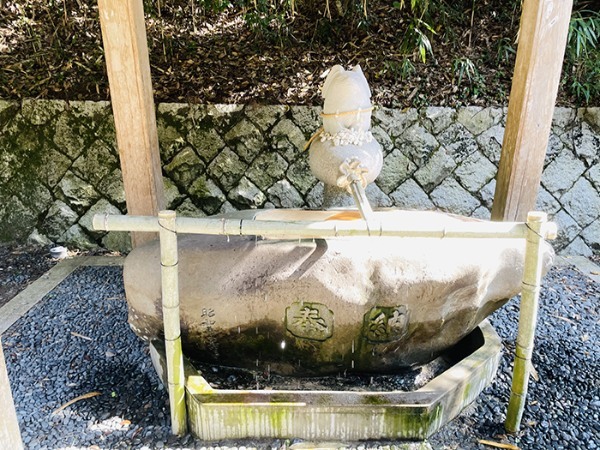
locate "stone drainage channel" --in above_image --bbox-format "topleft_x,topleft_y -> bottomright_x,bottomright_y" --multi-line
0,254 -> 598,449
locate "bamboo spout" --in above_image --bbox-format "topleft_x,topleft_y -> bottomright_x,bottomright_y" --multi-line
349,180 -> 375,223
335,157 -> 375,223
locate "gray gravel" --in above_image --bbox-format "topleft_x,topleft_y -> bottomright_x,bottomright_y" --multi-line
2,264 -> 599,449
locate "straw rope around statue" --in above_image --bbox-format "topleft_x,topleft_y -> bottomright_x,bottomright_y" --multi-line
303,106 -> 376,151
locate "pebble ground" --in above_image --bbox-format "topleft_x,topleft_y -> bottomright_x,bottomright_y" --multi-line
2,264 -> 598,449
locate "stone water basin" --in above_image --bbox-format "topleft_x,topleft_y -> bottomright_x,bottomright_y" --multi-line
124,209 -> 554,376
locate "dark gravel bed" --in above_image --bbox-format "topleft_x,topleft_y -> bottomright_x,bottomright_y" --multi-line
2,264 -> 599,449
0,244 -> 56,309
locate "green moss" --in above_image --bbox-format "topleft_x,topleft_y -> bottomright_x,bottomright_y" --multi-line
267,407 -> 286,432
362,394 -> 389,405
463,381 -> 473,403
383,404 -> 444,439
0,117 -> 50,241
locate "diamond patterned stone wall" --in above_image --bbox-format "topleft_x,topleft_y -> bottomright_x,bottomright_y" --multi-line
0,100 -> 598,255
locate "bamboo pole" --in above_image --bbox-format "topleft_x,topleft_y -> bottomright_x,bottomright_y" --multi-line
349,181 -> 375,223
158,210 -> 187,435
93,213 -> 532,240
505,211 -> 547,432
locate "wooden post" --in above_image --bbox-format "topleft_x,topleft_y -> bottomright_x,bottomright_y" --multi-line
491,0 -> 573,222
98,0 -> 165,247
0,339 -> 24,450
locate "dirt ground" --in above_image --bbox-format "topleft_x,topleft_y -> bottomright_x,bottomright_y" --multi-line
1,0 -> 595,108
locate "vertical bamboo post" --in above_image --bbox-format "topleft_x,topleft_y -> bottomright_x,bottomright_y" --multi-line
505,211 -> 547,432
158,210 -> 187,435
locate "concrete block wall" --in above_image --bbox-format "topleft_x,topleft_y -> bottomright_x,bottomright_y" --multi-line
0,99 -> 598,255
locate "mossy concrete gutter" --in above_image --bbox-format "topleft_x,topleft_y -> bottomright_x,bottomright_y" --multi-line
150,321 -> 501,441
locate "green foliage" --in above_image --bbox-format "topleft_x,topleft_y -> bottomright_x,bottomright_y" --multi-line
402,18 -> 435,63
568,9 -> 599,58
392,0 -> 430,13
244,0 -> 292,42
496,37 -> 516,64
383,58 -> 415,80
564,8 -> 600,103
452,56 -> 483,96
393,0 -> 436,63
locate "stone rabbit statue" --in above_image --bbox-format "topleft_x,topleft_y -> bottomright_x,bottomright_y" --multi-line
308,65 -> 383,191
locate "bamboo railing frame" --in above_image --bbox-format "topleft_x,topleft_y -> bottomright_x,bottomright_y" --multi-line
505,211 -> 549,432
93,210 -> 556,435
158,211 -> 187,434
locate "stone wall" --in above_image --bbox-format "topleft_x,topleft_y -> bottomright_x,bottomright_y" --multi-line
0,99 -> 598,255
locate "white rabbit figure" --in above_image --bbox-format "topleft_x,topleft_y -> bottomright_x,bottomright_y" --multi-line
309,65 -> 383,189
321,65 -> 373,134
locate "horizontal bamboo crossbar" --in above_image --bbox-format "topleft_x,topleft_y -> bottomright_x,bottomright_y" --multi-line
93,213 -> 556,240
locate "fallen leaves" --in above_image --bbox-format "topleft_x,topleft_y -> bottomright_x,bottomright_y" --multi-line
0,0 -> 537,107
477,439 -> 520,450
52,391 -> 102,415
70,331 -> 92,341
529,362 -> 540,382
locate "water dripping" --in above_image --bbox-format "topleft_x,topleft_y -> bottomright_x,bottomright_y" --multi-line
237,326 -> 241,334
351,340 -> 355,354
256,326 -> 259,335
267,364 -> 271,380
226,235 -> 230,243
256,359 -> 259,367
351,360 -> 355,369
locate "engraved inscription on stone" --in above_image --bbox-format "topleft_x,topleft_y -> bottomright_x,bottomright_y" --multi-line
285,302 -> 334,341
364,305 -> 409,343
200,308 -> 216,331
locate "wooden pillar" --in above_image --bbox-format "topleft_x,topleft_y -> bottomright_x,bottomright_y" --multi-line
491,0 -> 573,222
0,339 -> 24,450
98,0 -> 165,247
